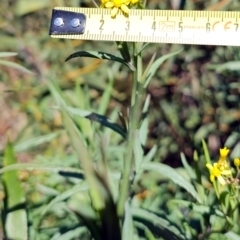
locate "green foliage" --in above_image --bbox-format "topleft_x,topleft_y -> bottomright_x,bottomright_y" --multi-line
0,0 -> 239,240
59,106 -> 127,138
143,48 -> 183,88
66,51 -> 135,71
3,142 -> 28,240
0,52 -> 33,74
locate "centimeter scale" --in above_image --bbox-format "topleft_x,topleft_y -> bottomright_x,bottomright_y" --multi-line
49,7 -> 240,46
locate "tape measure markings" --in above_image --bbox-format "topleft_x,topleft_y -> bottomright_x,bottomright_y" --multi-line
50,8 -> 240,46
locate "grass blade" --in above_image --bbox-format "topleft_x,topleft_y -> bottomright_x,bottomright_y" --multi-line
14,130 -> 65,153
143,49 -> 182,88
122,201 -> 134,240
141,162 -> 202,203
3,141 -> 28,240
0,52 -> 17,57
131,207 -> 183,240
0,59 -> 33,74
0,163 -> 84,175
42,182 -> 88,216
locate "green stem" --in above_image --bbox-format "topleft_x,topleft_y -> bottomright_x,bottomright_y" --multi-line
117,42 -> 143,216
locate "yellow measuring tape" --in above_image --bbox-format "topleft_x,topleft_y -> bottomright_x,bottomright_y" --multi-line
50,7 -> 240,46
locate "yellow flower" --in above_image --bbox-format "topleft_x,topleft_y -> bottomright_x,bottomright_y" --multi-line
217,147 -> 230,171
234,158 -> 240,168
219,147 -> 230,159
101,0 -> 140,18
206,163 -> 232,185
105,0 -> 130,17
217,159 -> 230,171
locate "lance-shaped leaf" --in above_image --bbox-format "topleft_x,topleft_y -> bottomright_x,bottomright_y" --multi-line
141,162 -> 202,203
143,48 -> 182,88
118,112 -> 128,133
131,208 -> 183,240
122,201 -> 134,240
14,130 -> 65,153
41,182 -> 88,216
3,141 -> 28,240
0,163 -> 84,176
0,59 -> 33,74
0,52 -> 18,58
65,51 -> 135,71
207,61 -> 240,73
58,106 -> 127,139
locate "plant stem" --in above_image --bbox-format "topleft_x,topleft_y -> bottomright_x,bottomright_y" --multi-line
117,42 -> 143,216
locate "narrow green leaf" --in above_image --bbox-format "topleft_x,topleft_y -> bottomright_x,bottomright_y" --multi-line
202,139 -> 211,165
225,132 -> 239,148
52,227 -> 88,240
98,68 -> 114,115
67,197 -> 101,240
59,106 -> 127,139
122,201 -> 134,240
42,182 -> 88,216
65,51 -> 134,70
116,41 -> 135,70
74,82 -> 93,141
131,207 -> 183,239
134,221 -> 156,240
194,123 -> 216,142
48,81 -> 106,211
0,59 -> 33,74
135,42 -> 150,55
180,152 -> 196,180
0,163 -> 84,175
62,110 -> 106,210
36,184 -> 60,196
118,112 -> 128,133
143,48 -> 182,88
207,61 -> 240,73
142,94 -> 151,113
141,52 -> 156,83
141,162 -> 202,203
14,130 -> 65,153
0,52 -> 17,58
143,145 -> 157,163
139,94 -> 151,145
3,142 -> 28,240
225,231 -> 240,240
202,139 -> 219,198
168,200 -> 211,214
133,145 -> 157,185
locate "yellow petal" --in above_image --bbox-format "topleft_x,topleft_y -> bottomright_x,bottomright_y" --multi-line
219,147 -> 229,158
234,158 -> 240,167
206,163 -> 213,170
221,170 -> 232,176
121,4 -> 129,14
111,7 -> 119,17
113,0 -> 122,7
217,176 -> 226,185
106,2 -> 114,7
210,175 -> 215,182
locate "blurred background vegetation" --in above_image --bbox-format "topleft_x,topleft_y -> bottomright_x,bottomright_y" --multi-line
0,0 -> 239,239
